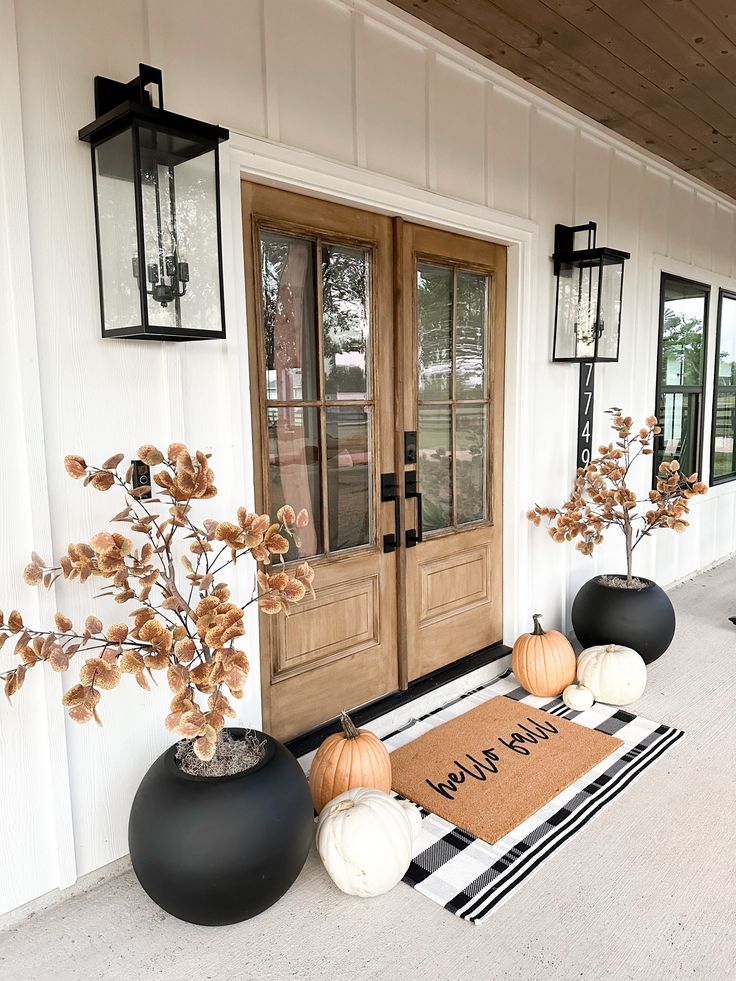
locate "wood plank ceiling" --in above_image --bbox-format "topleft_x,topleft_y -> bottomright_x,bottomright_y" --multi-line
388,0 -> 736,201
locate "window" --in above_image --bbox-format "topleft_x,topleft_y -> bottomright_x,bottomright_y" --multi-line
654,274 -> 709,481
416,261 -> 491,533
259,229 -> 374,559
711,290 -> 736,483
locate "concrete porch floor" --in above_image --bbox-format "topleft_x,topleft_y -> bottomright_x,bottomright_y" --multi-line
1,561 -> 735,981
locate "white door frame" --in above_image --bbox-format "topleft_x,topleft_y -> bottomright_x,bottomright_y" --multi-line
222,133 -> 540,727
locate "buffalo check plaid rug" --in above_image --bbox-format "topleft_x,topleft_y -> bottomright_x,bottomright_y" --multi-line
383,670 -> 684,924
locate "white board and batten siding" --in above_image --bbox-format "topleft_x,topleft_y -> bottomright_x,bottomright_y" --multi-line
1,0 -> 735,915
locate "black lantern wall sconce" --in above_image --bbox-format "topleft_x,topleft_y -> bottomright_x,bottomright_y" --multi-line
552,222 -> 630,468
79,65 -> 229,341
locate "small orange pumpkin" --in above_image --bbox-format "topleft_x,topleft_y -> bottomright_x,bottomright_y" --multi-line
308,711 -> 392,813
511,613 -> 576,697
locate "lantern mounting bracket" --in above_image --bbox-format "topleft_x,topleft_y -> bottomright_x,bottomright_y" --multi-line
553,221 -> 597,272
93,64 -> 164,118
554,221 -> 597,251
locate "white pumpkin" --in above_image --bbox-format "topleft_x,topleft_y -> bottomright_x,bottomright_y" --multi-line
577,643 -> 647,706
316,787 -> 422,897
562,682 -> 594,712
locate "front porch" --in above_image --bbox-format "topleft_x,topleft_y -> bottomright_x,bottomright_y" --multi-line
2,560 -> 733,980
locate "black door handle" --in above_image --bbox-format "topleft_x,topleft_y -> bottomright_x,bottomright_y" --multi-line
381,472 -> 401,553
405,471 -> 423,547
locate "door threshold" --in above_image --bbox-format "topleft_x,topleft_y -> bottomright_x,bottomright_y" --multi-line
285,642 -> 511,759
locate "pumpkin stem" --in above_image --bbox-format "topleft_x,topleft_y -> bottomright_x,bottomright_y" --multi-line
531,613 -> 545,636
340,711 -> 360,740
329,799 -> 355,815
606,644 -> 617,652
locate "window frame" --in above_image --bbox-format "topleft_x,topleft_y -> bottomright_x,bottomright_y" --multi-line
653,272 -> 710,485
414,253 -> 495,537
709,288 -> 736,486
255,218 -> 379,561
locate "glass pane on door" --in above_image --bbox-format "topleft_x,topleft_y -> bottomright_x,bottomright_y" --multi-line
261,231 -> 318,401
326,406 -> 372,550
456,405 -> 487,524
259,229 -> 374,558
418,406 -> 452,532
323,245 -> 370,400
455,271 -> 488,399
416,261 -> 491,532
267,406 -> 322,561
417,262 -> 453,400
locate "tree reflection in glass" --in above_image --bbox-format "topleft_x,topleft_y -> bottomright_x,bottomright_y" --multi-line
417,263 -> 452,400
323,245 -> 370,400
656,279 -> 707,477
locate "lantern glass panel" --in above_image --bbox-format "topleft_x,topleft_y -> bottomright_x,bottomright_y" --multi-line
137,126 -> 222,335
597,256 -> 625,360
94,128 -> 140,332
554,257 -> 602,360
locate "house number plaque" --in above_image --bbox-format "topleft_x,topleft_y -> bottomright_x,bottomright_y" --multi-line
577,362 -> 595,470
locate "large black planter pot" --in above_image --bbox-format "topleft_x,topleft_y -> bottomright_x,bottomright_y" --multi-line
571,575 -> 676,665
128,728 -> 313,926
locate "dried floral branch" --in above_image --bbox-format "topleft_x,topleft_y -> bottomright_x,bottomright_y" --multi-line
0,444 -> 314,762
528,409 -> 707,584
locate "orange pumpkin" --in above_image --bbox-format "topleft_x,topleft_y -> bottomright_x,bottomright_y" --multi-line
308,711 -> 392,813
511,613 -> 576,697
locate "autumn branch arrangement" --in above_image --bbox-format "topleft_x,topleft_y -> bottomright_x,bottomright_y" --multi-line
528,410 -> 708,584
0,444 -> 313,762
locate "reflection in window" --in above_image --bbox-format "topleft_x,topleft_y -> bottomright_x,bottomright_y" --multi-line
416,260 -> 491,532
323,245 -> 370,400
261,231 -> 318,402
417,263 -> 452,400
712,292 -> 736,482
259,229 -> 374,557
418,406 -> 452,532
267,406 -> 322,560
456,271 -> 488,399
655,275 -> 709,479
326,407 -> 371,550
455,405 -> 487,524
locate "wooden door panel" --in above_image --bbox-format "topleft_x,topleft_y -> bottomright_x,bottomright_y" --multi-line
413,531 -> 501,678
269,625 -> 395,741
398,223 -> 505,681
242,182 -> 398,741
275,577 -> 380,678
419,543 -> 491,625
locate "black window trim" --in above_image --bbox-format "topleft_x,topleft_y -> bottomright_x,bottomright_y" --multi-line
709,287 -> 736,486
653,271 -> 710,486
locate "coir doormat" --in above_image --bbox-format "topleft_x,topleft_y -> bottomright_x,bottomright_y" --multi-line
390,694 -> 622,845
383,673 -> 685,924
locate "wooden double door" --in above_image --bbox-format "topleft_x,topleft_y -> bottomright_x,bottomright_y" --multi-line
242,183 -> 505,741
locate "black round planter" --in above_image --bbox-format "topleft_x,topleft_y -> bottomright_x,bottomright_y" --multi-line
128,728 -> 313,926
571,575 -> 676,665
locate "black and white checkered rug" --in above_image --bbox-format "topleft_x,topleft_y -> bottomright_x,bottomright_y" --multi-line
383,671 -> 684,924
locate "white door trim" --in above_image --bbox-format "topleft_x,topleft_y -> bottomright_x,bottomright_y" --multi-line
224,132 -> 540,722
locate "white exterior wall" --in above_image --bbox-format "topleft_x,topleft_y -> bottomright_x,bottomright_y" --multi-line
1,0 -> 735,914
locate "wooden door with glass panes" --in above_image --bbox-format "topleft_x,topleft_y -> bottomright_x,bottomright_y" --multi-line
243,186 -> 506,740
242,183 -> 398,741
398,222 -> 505,680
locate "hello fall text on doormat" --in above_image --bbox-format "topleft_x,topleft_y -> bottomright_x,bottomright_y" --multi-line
390,696 -> 623,845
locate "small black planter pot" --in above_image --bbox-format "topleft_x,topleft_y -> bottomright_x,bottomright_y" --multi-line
571,575 -> 676,665
128,728 -> 313,926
